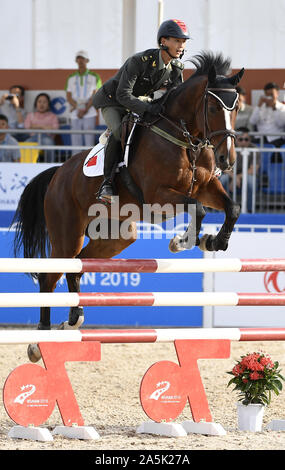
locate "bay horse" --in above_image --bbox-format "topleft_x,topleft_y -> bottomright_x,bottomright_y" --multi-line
13,52 -> 244,361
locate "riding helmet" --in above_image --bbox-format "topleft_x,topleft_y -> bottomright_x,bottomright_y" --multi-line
157,19 -> 190,44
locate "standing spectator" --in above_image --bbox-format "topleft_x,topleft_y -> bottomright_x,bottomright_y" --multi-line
24,93 -> 59,162
249,82 -> 285,147
0,114 -> 20,162
65,50 -> 102,148
235,86 -> 254,131
219,127 -> 260,212
0,85 -> 27,140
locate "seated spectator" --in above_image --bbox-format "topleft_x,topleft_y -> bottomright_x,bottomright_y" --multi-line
0,114 -> 20,162
0,85 -> 27,140
24,93 -> 59,162
219,127 -> 260,213
235,86 -> 254,131
249,82 -> 285,147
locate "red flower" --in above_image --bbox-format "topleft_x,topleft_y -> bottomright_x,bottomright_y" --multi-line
250,371 -> 261,380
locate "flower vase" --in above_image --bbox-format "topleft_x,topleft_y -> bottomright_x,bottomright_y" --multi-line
237,403 -> 265,431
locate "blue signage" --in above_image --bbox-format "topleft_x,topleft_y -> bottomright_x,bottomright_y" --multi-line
0,229 -> 203,327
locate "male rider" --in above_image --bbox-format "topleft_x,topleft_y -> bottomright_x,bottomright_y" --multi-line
93,19 -> 190,204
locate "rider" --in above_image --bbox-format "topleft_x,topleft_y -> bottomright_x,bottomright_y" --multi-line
93,19 -> 190,204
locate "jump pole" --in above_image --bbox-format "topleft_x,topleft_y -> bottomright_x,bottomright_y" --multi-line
0,257 -> 285,273
1,327 -> 285,344
0,291 -> 284,307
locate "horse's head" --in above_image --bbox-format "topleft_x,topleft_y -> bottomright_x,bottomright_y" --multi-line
205,65 -> 244,170
187,52 -> 244,171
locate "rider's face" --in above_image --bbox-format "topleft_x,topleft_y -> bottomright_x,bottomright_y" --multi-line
161,37 -> 186,58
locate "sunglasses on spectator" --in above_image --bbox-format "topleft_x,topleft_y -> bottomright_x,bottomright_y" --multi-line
237,137 -> 250,142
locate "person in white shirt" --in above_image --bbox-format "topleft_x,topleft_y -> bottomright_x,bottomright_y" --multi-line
249,82 -> 285,147
65,50 -> 102,148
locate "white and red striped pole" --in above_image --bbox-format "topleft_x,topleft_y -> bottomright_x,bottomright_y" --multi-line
0,258 -> 284,273
0,328 -> 285,344
0,291 -> 284,307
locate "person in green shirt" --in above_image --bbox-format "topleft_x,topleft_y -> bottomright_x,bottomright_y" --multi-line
65,50 -> 102,147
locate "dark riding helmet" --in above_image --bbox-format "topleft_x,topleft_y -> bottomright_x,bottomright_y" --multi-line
157,19 -> 190,44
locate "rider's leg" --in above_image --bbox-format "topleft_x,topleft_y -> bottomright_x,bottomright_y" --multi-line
97,106 -> 126,203
97,134 -> 122,202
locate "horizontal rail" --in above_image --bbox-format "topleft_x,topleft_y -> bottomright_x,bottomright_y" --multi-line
0,258 -> 285,273
0,328 -> 285,344
0,292 -> 284,307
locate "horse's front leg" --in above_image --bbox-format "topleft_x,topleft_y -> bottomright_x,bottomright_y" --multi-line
197,177 -> 240,252
145,187 -> 205,253
169,200 -> 206,253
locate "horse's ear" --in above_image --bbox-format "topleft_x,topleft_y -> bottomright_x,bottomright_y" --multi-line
208,65 -> 216,84
228,68 -> 245,86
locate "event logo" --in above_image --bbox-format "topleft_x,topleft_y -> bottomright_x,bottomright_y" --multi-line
264,272 -> 285,293
14,384 -> 36,405
149,381 -> 170,400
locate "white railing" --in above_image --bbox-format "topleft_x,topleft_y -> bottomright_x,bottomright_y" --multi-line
0,129 -> 285,213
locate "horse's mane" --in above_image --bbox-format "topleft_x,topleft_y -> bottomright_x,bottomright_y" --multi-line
189,51 -> 232,77
155,51 -> 232,106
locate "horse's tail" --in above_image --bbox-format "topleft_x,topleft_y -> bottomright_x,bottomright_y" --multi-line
12,166 -> 59,267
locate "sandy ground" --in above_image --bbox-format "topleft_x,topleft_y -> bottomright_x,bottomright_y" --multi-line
0,331 -> 285,456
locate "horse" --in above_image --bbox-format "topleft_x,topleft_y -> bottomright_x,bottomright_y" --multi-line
13,51 -> 244,361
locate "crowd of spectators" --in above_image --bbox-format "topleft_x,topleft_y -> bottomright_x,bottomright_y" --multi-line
0,50 -> 102,163
0,61 -> 284,213
219,81 -> 285,211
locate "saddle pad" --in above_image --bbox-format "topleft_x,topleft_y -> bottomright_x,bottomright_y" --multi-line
83,143 -> 105,177
83,120 -> 138,177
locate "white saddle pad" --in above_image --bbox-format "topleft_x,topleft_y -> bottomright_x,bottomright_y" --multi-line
83,118 -> 138,178
83,143 -> 105,177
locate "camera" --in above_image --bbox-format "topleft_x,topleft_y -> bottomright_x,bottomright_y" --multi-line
5,94 -> 18,101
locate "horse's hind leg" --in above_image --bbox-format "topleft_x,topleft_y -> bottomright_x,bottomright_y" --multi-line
60,272 -> 84,329
61,221 -> 137,329
37,272 -> 63,329
28,270 -> 63,362
197,177 -> 240,252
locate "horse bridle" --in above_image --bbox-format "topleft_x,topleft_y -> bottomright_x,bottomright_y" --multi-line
203,87 -> 238,156
141,84 -> 239,195
148,84 -> 238,160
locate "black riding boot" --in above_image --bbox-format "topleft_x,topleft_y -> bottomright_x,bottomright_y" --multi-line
97,135 -> 121,204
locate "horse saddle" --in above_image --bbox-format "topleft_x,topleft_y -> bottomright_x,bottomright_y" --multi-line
83,114 -> 138,178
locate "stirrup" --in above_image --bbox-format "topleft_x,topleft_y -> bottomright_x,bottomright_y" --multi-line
97,180 -> 115,204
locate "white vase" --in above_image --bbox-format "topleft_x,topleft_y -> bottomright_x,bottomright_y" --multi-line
236,403 -> 265,431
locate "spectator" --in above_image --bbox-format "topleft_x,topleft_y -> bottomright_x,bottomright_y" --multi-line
219,127 -> 260,212
0,114 -> 21,162
249,82 -> 285,147
235,86 -> 254,131
24,93 -> 59,162
0,85 -> 27,140
65,50 -> 102,148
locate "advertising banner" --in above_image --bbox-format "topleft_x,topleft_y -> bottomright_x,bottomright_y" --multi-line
0,163 -> 58,212
212,232 -> 285,327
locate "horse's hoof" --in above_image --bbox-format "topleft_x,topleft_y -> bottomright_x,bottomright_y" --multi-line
27,343 -> 42,363
58,315 -> 84,330
168,235 -> 185,253
199,234 -> 210,252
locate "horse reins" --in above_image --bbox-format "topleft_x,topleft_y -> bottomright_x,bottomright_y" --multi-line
145,85 -> 238,195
